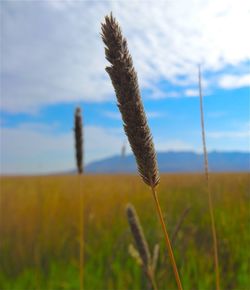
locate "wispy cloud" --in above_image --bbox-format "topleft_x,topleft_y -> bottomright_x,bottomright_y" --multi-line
207,130 -> 250,139
1,120 -> 198,174
104,110 -> 165,120
155,139 -> 195,152
184,89 -> 199,97
146,111 -> 165,119
207,111 -> 227,118
1,123 -> 124,174
2,0 -> 250,113
102,111 -> 121,120
146,87 -> 180,100
207,120 -> 250,140
218,74 -> 250,89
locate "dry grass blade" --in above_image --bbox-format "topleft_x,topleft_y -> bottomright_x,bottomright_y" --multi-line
128,243 -> 143,266
152,244 -> 160,273
198,65 -> 220,290
126,204 -> 151,269
126,204 -> 158,290
101,13 -> 159,188
74,107 -> 83,174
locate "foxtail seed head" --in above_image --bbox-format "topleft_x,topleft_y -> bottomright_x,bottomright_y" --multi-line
101,13 -> 159,188
126,204 -> 151,269
74,107 -> 83,174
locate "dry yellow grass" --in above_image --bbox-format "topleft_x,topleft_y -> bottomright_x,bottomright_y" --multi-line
0,173 -> 249,289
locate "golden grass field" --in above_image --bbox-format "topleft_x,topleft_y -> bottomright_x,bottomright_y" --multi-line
0,173 -> 249,290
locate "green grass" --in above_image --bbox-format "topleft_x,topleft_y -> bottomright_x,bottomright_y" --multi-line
0,173 -> 249,289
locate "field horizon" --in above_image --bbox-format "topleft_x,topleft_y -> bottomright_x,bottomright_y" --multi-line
1,150 -> 249,177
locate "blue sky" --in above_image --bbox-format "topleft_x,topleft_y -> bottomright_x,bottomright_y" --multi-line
1,0 -> 250,174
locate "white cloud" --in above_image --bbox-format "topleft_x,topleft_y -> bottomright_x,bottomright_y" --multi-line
206,133 -> 250,152
0,120 -> 199,174
205,121 -> 250,150
184,89 -> 199,97
146,111 -> 165,119
218,74 -> 250,89
0,124 -> 74,174
2,118 -> 249,174
207,111 -> 227,118
155,139 -> 195,152
85,125 -> 124,161
103,111 -> 121,120
0,123 -> 124,174
207,121 -> 250,139
207,130 -> 250,139
104,110 -> 165,119
145,87 -> 180,100
1,0 -> 250,113
46,0 -> 75,10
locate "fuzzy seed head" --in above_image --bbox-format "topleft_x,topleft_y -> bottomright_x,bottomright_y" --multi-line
126,204 -> 151,269
74,107 -> 83,174
101,13 -> 160,188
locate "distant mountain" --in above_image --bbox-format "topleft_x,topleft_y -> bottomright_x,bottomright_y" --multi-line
85,151 -> 250,173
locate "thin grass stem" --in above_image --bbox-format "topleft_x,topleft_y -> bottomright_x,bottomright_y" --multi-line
198,65 -> 220,290
79,175 -> 84,290
146,268 -> 158,290
74,107 -> 84,290
151,187 -> 183,290
171,206 -> 191,244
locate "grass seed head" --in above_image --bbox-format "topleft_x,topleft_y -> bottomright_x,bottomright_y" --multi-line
74,107 -> 83,174
126,204 -> 151,269
101,13 -> 159,188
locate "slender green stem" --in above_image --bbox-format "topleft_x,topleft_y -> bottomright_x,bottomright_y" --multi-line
151,187 -> 183,290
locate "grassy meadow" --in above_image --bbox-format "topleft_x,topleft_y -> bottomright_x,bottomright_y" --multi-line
0,173 -> 249,290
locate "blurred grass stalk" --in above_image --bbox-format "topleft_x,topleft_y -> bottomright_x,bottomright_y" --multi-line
198,65 -> 220,290
74,107 -> 84,290
126,204 -> 158,290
